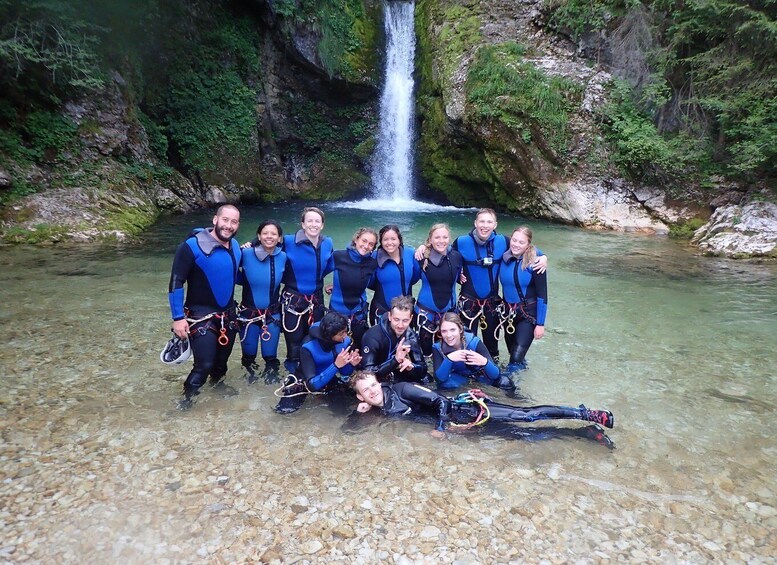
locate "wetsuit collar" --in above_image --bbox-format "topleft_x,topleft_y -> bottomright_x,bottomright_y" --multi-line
375,247 -> 401,268
195,228 -> 230,256
295,229 -> 321,248
470,229 -> 493,246
348,244 -> 369,262
502,250 -> 522,263
253,245 -> 280,261
428,249 -> 447,267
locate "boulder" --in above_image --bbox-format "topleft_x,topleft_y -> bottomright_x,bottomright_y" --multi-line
692,202 -> 777,258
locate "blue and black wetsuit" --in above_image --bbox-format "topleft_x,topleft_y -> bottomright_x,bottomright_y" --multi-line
359,383 -> 609,433
453,231 -> 509,360
168,228 -> 241,399
280,230 -> 334,373
329,246 -> 377,349
368,246 -> 421,325
415,250 -> 463,356
237,244 -> 286,382
498,252 -> 548,371
432,331 -> 502,390
359,314 -> 427,383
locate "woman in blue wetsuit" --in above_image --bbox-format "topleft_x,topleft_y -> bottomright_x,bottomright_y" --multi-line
237,220 -> 286,384
498,226 -> 548,373
326,227 -> 378,349
368,225 -> 421,325
415,223 -> 463,357
279,207 -> 335,374
433,312 -> 514,391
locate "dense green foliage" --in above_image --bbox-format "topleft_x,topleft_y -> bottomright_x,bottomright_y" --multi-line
271,0 -> 378,81
467,42 -> 581,153
545,0 -> 777,182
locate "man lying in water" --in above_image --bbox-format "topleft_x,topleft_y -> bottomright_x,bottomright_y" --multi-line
348,371 -> 614,440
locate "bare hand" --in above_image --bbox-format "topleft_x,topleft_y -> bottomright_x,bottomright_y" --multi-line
348,350 -> 363,367
241,240 -> 254,249
335,347 -> 352,368
534,325 -> 545,340
172,319 -> 190,339
532,255 -> 548,274
465,350 -> 488,366
357,402 -> 372,413
398,358 -> 413,372
414,244 -> 427,261
394,337 -> 409,362
324,284 -> 333,295
459,272 -> 467,284
447,350 -> 469,363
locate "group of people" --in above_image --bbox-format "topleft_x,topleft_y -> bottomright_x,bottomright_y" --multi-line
164,204 -> 614,436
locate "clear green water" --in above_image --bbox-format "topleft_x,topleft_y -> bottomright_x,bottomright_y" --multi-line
1,203 -> 775,562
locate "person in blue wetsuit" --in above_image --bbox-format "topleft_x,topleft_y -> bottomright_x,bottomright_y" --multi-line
414,223 -> 463,357
368,225 -> 421,325
168,205 -> 242,410
237,220 -> 287,384
279,207 -> 334,374
359,295 -> 428,384
326,227 -> 378,350
349,372 -> 614,438
414,209 -> 547,362
275,311 -> 362,414
433,312 -> 515,391
498,226 -> 548,373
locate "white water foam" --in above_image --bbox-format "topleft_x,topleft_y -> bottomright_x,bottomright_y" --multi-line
331,198 -> 474,213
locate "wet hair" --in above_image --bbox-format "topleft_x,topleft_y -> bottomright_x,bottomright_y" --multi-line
511,226 -> 537,271
351,227 -> 378,250
422,223 -> 450,271
476,208 -> 497,221
390,295 -> 414,313
349,370 -> 378,390
215,204 -> 240,217
300,206 -> 325,224
440,312 -> 466,349
378,225 -> 404,249
319,311 -> 348,341
256,219 -> 283,238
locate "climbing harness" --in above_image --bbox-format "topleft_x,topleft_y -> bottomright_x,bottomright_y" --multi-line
449,389 -> 491,430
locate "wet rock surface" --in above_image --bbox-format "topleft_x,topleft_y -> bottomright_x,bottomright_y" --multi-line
693,201 -> 777,258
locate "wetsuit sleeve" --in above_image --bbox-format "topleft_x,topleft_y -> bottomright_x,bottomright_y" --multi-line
301,348 -> 339,391
168,242 -> 194,321
360,331 -> 399,380
533,269 -> 548,325
432,347 -> 456,388
473,339 -> 500,381
394,382 -> 451,431
405,333 -> 426,381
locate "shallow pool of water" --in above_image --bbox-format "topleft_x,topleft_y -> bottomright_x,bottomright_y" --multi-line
1,204 -> 775,563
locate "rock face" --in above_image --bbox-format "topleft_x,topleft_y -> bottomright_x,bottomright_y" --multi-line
692,202 -> 777,258
415,0 -> 695,236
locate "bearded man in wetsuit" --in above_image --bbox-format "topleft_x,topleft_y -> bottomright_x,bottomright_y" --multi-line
168,204 -> 242,410
359,295 -> 427,383
349,372 -> 614,438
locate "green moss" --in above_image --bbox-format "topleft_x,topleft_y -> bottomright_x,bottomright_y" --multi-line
1,223 -> 72,244
669,218 -> 706,239
466,42 -> 582,154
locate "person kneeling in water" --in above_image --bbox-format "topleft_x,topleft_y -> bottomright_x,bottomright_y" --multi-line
349,371 -> 614,437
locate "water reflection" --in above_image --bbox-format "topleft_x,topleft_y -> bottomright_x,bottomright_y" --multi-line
1,204 -> 776,562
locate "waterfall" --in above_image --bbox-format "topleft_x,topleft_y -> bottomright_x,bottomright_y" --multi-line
335,0 -> 465,212
371,0 -> 416,201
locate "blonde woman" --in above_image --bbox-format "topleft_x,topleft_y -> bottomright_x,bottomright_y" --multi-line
413,223 -> 463,356
499,226 -> 548,372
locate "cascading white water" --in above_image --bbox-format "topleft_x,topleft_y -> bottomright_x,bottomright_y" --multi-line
371,0 -> 416,201
335,0 -> 467,212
